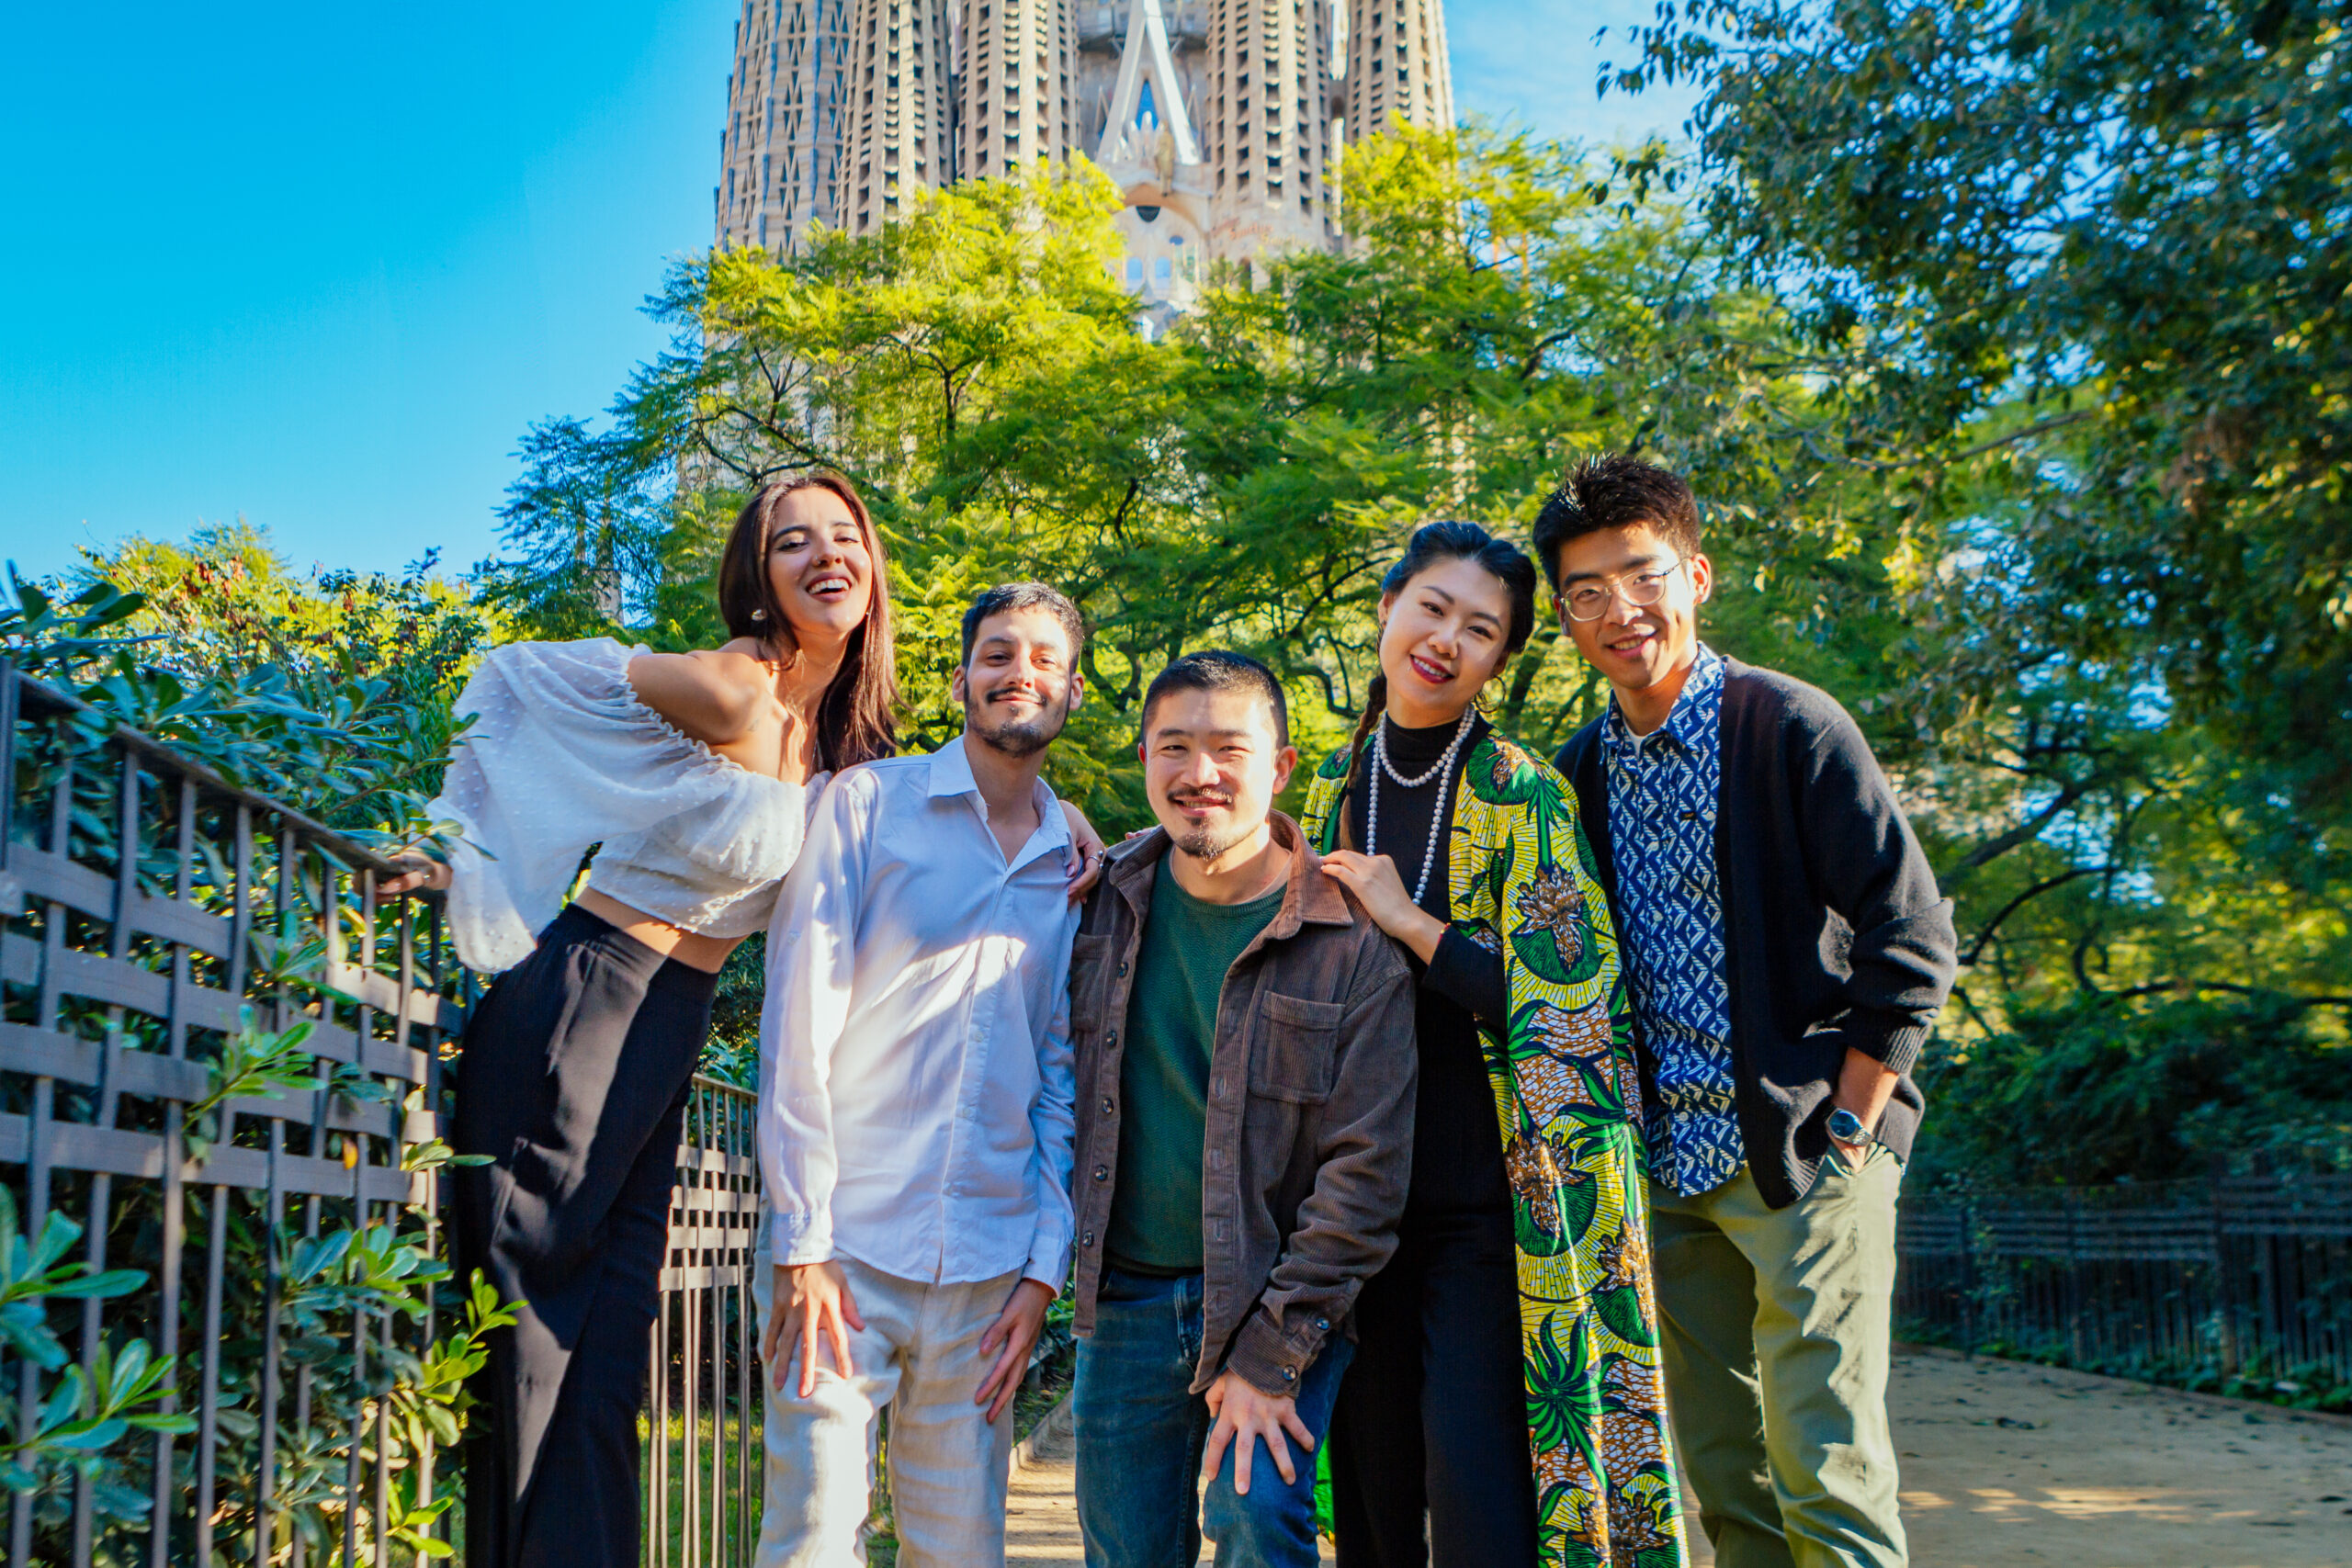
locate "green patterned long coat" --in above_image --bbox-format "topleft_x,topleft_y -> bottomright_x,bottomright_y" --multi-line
1304,729 -> 1689,1568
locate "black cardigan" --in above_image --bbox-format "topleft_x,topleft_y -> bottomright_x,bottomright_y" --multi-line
1554,657 -> 1958,1210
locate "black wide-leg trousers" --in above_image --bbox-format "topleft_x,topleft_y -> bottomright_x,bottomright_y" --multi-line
1327,1205 -> 1541,1568
450,905 -> 718,1568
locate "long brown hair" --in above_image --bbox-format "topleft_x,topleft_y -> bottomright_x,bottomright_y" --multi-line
1334,521 -> 1540,845
716,472 -> 899,771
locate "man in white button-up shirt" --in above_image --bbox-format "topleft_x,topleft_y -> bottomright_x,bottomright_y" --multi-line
752,583 -> 1089,1568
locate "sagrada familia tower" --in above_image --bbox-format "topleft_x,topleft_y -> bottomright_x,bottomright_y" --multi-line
713,0 -> 1453,312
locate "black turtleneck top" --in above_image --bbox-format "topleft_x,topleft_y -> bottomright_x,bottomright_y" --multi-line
1342,711 -> 1513,1216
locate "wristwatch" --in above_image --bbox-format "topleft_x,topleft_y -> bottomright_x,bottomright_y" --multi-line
1826,1108 -> 1876,1147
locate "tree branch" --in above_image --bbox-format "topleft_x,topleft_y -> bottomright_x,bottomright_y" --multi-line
1939,778 -> 2100,888
2103,979 -> 2352,1010
1959,866 -> 2103,965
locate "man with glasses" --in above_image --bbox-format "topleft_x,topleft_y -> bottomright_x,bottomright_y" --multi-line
1533,455 -> 1957,1568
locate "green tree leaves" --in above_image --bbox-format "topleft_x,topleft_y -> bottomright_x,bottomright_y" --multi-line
0,1190 -> 146,1373
0,1190 -> 190,1516
1623,0 -> 2352,815
487,135 -> 1839,829
1598,1 -> 2352,1082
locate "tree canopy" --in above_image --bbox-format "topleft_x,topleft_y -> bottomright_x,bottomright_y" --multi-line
1596,0 -> 2352,1049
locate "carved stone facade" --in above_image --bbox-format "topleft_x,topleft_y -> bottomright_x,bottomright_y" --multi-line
714,0 -> 1453,307
717,0 -> 852,253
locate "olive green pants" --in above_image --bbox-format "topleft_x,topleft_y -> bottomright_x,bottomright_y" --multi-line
1648,1146 -> 1906,1568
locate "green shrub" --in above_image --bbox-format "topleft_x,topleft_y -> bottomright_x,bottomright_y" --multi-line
1913,994 -> 2352,1187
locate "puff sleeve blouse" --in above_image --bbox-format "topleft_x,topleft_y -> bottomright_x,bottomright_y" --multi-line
430,637 -> 814,973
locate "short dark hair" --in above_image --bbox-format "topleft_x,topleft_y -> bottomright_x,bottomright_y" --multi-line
1140,650 -> 1290,750
1530,454 -> 1702,592
959,581 -> 1085,665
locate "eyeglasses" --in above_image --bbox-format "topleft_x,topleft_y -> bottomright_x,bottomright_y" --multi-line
1562,558 -> 1688,623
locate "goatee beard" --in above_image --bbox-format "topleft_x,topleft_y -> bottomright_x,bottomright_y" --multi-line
1174,823 -> 1254,863
967,691 -> 1071,758
973,718 -> 1055,759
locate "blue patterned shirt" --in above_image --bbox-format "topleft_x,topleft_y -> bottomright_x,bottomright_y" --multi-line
1603,644 -> 1741,1195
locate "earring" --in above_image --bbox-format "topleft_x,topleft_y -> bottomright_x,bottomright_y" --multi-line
751,608 -> 768,622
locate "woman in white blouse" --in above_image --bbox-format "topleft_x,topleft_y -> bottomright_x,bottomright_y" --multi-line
384,473 -> 1105,1568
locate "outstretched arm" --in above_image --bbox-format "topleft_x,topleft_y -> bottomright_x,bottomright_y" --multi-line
1061,801 -> 1108,899
1318,850 -> 1509,1025
381,648 -> 776,897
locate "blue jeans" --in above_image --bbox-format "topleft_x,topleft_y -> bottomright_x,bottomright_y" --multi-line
1074,1269 -> 1353,1568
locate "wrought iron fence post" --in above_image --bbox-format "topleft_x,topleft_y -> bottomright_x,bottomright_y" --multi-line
2210,1165 -> 2236,1377
1957,1196 -> 1976,1356
2064,1187 -> 2083,1366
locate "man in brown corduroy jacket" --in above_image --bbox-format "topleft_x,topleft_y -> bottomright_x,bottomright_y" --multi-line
1065,650 -> 1417,1568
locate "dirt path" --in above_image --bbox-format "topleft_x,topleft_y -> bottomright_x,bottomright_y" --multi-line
1008,1350 -> 2352,1565
1001,1423 -> 1086,1566
1859,1349 -> 2352,1568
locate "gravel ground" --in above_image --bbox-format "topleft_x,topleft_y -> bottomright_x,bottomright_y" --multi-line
1009,1348 -> 2352,1566
1849,1348 -> 2352,1568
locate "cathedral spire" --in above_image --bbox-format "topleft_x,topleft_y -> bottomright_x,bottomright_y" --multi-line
1343,0 -> 1453,144
1094,0 -> 1202,177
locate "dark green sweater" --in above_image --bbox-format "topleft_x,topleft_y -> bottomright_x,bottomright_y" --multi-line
1103,863 -> 1284,1276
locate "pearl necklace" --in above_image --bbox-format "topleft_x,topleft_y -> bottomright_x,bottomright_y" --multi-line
1367,706 -> 1476,905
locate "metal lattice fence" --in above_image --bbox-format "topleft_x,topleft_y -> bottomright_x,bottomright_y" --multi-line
0,661 -> 769,1566
0,661 -> 467,1565
1896,1174 -> 2352,1386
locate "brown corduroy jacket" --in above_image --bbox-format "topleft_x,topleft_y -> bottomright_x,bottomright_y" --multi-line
1066,811 -> 1417,1398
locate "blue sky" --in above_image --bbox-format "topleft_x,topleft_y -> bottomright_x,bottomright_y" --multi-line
0,1 -> 1696,583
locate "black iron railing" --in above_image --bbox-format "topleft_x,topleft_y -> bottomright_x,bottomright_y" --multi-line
650,1077 -> 764,1568
1,660 -> 770,1566
0,661 -> 467,1566
1896,1174 -> 2352,1385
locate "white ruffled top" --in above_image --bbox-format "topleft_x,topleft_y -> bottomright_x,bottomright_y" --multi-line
429,637 -> 818,973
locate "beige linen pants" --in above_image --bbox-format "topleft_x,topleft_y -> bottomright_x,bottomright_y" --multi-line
752,1241 -> 1023,1567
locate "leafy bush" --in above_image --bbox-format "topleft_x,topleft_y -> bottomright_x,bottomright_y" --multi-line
4,569 -> 503,1561
5,525 -> 498,852
0,1187 -> 190,1519
0,1012 -> 510,1563
1913,994 -> 2352,1187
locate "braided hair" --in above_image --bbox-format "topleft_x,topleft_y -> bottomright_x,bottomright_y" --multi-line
1333,521 -> 1541,848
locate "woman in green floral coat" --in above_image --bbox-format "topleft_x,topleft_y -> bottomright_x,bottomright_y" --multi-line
1314,523 -> 1685,1568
